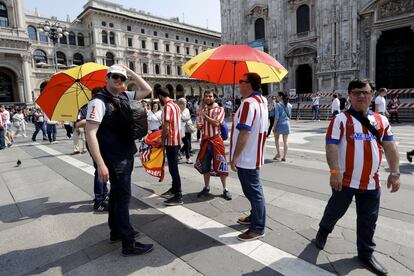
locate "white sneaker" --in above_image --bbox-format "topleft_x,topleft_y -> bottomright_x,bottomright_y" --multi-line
186,158 -> 193,164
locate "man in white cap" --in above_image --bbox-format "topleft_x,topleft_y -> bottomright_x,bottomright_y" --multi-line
86,64 -> 153,256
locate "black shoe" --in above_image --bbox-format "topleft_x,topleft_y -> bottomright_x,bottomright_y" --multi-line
110,230 -> 140,243
407,152 -> 413,163
31,138 -> 36,142
164,196 -> 184,206
223,190 -> 232,200
160,188 -> 174,199
197,187 -> 210,198
122,242 -> 153,256
358,255 -> 388,275
314,229 -> 329,249
93,201 -> 109,211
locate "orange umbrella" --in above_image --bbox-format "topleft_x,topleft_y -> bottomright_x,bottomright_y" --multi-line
35,62 -> 108,121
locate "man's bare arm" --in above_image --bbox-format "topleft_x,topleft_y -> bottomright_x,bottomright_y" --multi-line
382,140 -> 399,172
326,143 -> 342,191
230,129 -> 250,171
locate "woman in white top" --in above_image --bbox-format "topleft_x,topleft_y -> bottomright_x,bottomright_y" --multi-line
12,109 -> 27,137
147,101 -> 162,132
178,98 -> 194,164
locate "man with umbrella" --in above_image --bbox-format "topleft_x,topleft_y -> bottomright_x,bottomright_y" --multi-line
85,64 -> 153,256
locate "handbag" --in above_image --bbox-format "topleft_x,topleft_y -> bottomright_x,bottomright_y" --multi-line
185,120 -> 197,133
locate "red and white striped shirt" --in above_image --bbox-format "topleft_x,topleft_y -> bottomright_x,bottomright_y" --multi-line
200,104 -> 225,139
162,100 -> 182,146
326,110 -> 394,190
230,92 -> 268,169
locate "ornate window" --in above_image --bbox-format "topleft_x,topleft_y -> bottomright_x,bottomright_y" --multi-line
254,18 -> 265,40
69,32 -> 76,45
102,30 -> 108,44
60,35 -> 68,45
297,5 -> 310,33
56,51 -> 67,65
39,31 -> 48,42
155,64 -> 160,74
33,49 -> 48,64
0,3 -> 9,27
142,63 -> 148,74
176,66 -> 181,76
73,53 -> 84,65
77,33 -> 84,46
27,26 -> 37,41
105,52 -> 114,66
166,65 -> 171,75
129,61 -> 135,71
109,32 -> 115,45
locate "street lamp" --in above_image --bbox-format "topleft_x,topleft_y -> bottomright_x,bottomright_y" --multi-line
38,20 -> 69,72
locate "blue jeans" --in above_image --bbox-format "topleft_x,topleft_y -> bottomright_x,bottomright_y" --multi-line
32,122 -> 47,141
46,124 -> 57,143
165,146 -> 182,197
93,159 -> 108,202
319,187 -> 380,258
237,167 -> 266,234
312,105 -> 320,120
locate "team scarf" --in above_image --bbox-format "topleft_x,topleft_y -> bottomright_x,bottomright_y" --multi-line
194,135 -> 229,176
139,130 -> 165,181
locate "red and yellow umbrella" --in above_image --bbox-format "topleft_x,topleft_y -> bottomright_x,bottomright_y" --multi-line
35,62 -> 108,121
183,44 -> 288,84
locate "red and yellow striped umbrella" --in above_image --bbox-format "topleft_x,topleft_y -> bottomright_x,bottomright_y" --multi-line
35,62 -> 108,121
183,45 -> 288,84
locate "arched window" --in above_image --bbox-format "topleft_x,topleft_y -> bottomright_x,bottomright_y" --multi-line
142,63 -> 148,74
60,35 -> 67,45
39,31 -> 48,42
28,26 -> 37,41
254,18 -> 265,40
73,53 -> 84,65
109,31 -> 115,45
166,65 -> 171,75
33,49 -> 48,64
155,64 -> 160,74
0,3 -> 9,27
69,32 -> 76,45
297,5 -> 310,33
56,51 -> 67,65
77,33 -> 84,46
102,30 -> 108,44
105,52 -> 114,66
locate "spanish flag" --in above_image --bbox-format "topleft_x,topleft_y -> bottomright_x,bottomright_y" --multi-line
139,130 -> 165,181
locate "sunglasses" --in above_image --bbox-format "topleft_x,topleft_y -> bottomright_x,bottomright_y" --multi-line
111,74 -> 126,82
239,80 -> 249,84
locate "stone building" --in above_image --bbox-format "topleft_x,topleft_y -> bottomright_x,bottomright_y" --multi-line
0,0 -> 222,104
220,0 -> 414,95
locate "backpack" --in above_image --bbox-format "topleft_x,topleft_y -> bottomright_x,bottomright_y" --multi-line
95,91 -> 148,140
220,122 -> 229,140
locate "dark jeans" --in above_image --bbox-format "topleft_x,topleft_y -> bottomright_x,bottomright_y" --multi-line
0,128 -> 5,149
165,146 -> 182,197
32,122 -> 47,141
237,167 -> 266,234
106,157 -> 136,248
180,132 -> 191,159
93,159 -> 108,202
319,186 -> 380,258
267,117 -> 274,136
46,124 -> 57,143
312,105 -> 320,120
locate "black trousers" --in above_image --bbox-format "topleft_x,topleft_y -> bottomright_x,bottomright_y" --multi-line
165,146 -> 182,197
267,117 -> 274,136
319,186 -> 380,258
0,128 -> 5,149
180,132 -> 191,159
106,157 -> 136,248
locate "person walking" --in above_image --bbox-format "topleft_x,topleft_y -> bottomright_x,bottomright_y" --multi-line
31,108 -> 48,142
158,88 -> 184,206
314,79 -> 400,275
331,94 -> 341,117
272,92 -> 292,162
12,109 -> 27,137
85,64 -> 153,256
177,98 -> 194,164
195,90 -> 232,200
44,114 -> 58,144
230,72 -> 268,241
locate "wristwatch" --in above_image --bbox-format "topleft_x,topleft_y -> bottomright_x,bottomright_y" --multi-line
390,172 -> 400,177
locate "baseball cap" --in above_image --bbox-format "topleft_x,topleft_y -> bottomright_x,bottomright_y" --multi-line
107,65 -> 128,79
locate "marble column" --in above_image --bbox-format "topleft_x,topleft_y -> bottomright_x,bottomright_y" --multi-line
17,79 -> 25,103
22,55 -> 32,103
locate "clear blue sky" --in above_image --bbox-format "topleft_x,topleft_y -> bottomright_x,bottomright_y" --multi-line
23,0 -> 222,32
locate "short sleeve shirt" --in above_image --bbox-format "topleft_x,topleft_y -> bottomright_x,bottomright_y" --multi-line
86,91 -> 135,123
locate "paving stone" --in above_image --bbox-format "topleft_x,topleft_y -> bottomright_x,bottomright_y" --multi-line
225,195 -> 252,213
266,204 -> 317,231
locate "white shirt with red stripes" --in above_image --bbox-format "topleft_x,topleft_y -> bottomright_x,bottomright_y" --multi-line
230,92 -> 268,169
200,104 -> 225,139
326,109 -> 394,190
162,100 -> 182,146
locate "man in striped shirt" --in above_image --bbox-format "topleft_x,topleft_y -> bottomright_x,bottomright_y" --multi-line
230,73 -> 268,242
158,88 -> 183,206
195,90 -> 232,200
315,79 -> 400,275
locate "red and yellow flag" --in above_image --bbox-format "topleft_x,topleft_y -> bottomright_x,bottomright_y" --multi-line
139,130 -> 165,181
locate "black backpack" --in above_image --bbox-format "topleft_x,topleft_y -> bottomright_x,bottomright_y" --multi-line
95,91 -> 148,140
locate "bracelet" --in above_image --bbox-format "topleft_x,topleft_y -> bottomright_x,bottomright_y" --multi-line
390,172 -> 400,177
330,169 -> 340,175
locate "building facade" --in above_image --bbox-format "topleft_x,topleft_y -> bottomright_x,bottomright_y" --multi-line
220,0 -> 414,95
0,0 -> 222,104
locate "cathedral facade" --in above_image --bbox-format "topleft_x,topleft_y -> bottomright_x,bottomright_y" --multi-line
0,0 -> 221,104
220,0 -> 414,95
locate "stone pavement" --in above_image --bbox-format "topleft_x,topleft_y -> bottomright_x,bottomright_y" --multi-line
0,121 -> 413,275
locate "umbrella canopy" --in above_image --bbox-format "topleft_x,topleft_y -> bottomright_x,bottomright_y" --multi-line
36,62 -> 108,121
182,44 -> 288,84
